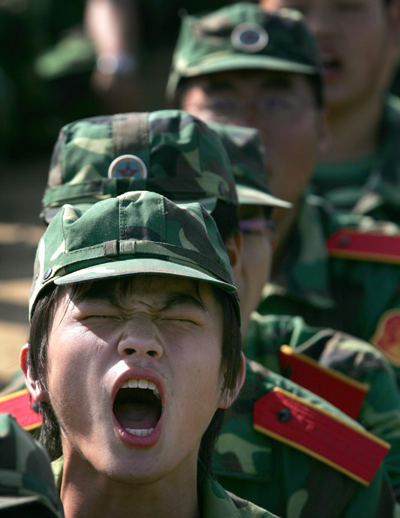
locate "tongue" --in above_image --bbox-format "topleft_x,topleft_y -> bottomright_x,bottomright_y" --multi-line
114,402 -> 159,430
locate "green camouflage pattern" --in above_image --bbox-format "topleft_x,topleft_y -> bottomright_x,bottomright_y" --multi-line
244,312 -> 400,501
257,194 -> 400,396
42,110 -> 237,222
166,2 -> 321,101
51,456 -> 278,518
208,122 -> 291,208
215,360 -> 398,517
30,191 -> 239,321
312,96 -> 400,221
0,413 -> 63,517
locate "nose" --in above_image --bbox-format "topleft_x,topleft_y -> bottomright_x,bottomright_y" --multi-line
117,316 -> 163,360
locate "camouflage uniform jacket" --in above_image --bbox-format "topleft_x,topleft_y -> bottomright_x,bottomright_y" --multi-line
313,95 -> 400,221
257,196 -> 400,386
215,360 -> 397,518
51,456 -> 279,518
244,313 -> 400,501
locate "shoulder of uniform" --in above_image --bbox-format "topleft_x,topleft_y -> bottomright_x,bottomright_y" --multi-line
0,388 -> 41,431
253,386 -> 390,486
279,345 -> 369,419
326,225 -> 400,264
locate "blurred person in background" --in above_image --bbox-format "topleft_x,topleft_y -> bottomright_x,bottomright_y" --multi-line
260,0 -> 400,221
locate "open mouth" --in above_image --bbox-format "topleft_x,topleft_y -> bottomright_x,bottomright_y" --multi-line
113,379 -> 162,437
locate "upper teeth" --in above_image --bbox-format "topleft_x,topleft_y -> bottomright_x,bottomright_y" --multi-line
121,379 -> 160,399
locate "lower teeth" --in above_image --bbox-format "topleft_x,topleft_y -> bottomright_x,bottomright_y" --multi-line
125,428 -> 154,437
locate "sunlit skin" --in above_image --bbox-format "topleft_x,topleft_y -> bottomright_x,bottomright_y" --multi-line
21,275 -> 245,518
261,0 -> 400,161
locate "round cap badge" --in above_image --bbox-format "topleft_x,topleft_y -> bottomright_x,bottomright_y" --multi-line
231,23 -> 269,53
108,154 -> 148,179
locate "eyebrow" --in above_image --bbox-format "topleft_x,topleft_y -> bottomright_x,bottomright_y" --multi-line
163,293 -> 206,312
75,291 -> 206,312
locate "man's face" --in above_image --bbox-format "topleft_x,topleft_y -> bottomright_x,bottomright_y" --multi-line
261,0 -> 398,110
42,275 -> 228,483
235,205 -> 274,334
181,70 -> 326,206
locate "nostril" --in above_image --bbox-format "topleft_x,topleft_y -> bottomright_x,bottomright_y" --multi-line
125,348 -> 135,355
147,350 -> 158,357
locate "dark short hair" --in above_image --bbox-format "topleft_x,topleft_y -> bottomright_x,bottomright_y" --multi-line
28,275 -> 242,476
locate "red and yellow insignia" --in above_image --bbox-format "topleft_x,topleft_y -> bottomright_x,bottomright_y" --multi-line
253,387 -> 390,486
279,345 -> 369,419
0,389 -> 41,430
326,228 -> 400,264
371,310 -> 400,366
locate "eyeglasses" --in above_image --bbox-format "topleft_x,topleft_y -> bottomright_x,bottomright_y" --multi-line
188,95 -> 313,122
239,218 -> 276,241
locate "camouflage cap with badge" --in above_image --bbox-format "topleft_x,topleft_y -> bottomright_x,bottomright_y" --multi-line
208,122 -> 291,209
0,413 -> 64,517
166,2 -> 322,102
30,191 -> 240,323
42,110 -> 237,223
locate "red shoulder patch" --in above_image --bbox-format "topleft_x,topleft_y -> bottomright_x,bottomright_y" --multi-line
0,389 -> 41,430
279,345 -> 369,419
326,228 -> 400,264
371,310 -> 400,366
253,387 -> 390,486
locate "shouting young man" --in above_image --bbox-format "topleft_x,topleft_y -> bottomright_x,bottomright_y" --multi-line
20,187 -> 289,518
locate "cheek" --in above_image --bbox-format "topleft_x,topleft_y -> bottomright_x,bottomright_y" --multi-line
46,328 -> 104,403
174,338 -> 224,427
243,237 -> 272,287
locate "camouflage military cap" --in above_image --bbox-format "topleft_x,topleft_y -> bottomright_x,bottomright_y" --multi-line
42,110 -> 237,223
166,2 -> 321,101
209,122 -> 291,208
30,191 -> 240,322
0,413 -> 63,517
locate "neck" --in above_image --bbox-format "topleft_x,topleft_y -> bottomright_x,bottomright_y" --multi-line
321,92 -> 384,163
271,203 -> 300,277
60,449 -> 200,518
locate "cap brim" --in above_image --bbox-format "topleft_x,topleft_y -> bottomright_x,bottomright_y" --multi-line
167,54 -> 317,99
54,257 -> 237,294
44,198 -> 220,224
43,202 -> 94,224
236,184 -> 292,208
176,196 -> 218,213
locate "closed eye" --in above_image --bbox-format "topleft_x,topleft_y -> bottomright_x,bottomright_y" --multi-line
160,314 -> 203,326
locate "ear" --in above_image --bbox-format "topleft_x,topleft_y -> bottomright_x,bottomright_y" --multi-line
20,344 -> 48,402
224,231 -> 243,283
218,353 -> 246,409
